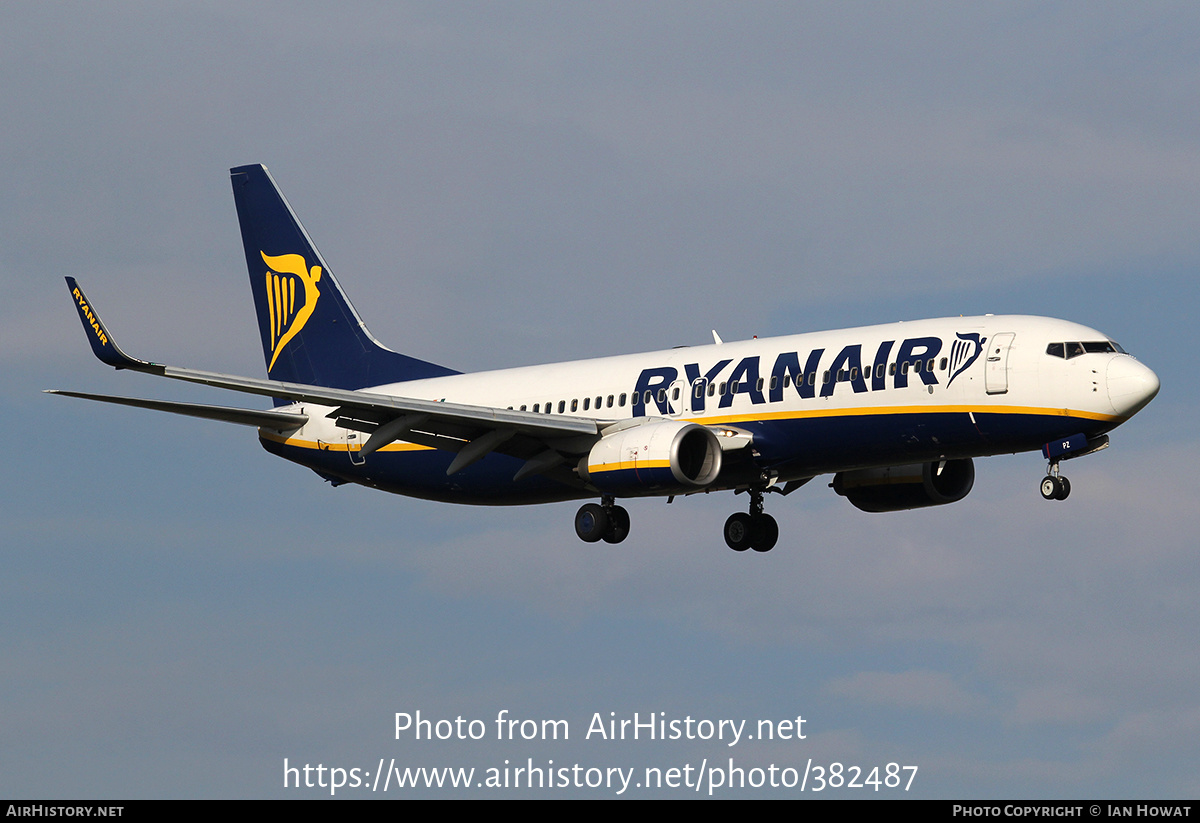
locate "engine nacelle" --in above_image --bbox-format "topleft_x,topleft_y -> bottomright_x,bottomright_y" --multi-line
579,420 -> 722,495
833,458 -> 975,513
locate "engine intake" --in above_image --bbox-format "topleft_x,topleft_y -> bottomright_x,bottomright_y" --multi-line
579,420 -> 722,495
833,458 -> 975,513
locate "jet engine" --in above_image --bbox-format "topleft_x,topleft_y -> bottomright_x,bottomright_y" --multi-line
579,420 -> 722,495
833,458 -> 975,513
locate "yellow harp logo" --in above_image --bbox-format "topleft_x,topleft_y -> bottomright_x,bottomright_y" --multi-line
262,251 -> 322,372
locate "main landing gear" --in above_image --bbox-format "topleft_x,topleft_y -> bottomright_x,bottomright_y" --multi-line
1040,463 -> 1071,501
575,496 -> 631,544
724,487 -> 778,553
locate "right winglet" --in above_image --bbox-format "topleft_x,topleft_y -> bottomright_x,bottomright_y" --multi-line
65,277 -> 159,371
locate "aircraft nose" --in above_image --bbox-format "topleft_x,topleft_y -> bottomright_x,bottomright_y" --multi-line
1106,356 -> 1160,417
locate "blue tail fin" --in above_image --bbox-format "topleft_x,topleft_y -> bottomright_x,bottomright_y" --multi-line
229,164 -> 459,392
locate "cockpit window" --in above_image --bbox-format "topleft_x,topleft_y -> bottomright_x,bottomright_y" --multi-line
1046,340 -> 1126,359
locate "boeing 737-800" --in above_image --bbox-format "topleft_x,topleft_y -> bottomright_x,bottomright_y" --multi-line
51,165 -> 1161,552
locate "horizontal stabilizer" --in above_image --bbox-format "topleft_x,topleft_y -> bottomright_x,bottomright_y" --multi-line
45,390 -> 308,430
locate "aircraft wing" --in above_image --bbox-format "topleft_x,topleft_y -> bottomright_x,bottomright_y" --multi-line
59,278 -> 601,478
43,390 -> 310,430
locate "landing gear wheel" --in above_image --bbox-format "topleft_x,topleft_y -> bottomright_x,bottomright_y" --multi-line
1055,476 -> 1071,500
1040,476 -> 1061,500
751,514 -> 778,553
575,503 -> 609,543
602,505 -> 630,544
724,513 -> 754,552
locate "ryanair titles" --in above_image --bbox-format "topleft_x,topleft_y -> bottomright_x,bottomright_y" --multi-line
72,286 -> 108,347
632,333 -> 986,417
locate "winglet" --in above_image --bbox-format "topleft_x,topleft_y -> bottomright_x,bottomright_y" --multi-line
65,277 -> 157,371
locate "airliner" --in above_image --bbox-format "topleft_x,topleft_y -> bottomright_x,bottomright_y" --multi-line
52,164 -> 1161,552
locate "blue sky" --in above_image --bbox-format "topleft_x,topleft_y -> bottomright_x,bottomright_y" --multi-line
2,2 -> 1197,797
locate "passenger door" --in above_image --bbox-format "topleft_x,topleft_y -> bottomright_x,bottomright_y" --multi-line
985,332 -> 1016,395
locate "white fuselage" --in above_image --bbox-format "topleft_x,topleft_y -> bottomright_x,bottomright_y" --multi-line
261,314 -> 1158,501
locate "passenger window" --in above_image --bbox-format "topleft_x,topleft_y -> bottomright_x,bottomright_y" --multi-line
533,403 -> 539,413
822,370 -> 830,384
607,395 -> 614,408
889,363 -> 896,376
694,383 -> 704,399
708,382 -> 716,397
782,374 -> 790,388
719,381 -> 727,395
619,393 -> 627,407
556,401 -> 564,413
520,405 -> 527,411
631,392 -> 641,406
657,389 -> 667,403
672,387 -> 680,401
926,358 -> 935,372
571,399 -> 578,412
756,377 -> 764,391
595,396 -> 602,408
939,357 -> 947,371
645,390 -> 652,405
807,372 -> 816,386
771,376 -> 778,390
913,360 -> 922,373
849,367 -> 858,381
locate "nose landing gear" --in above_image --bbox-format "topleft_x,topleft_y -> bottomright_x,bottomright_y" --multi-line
1040,463 -> 1071,501
1038,433 -> 1108,501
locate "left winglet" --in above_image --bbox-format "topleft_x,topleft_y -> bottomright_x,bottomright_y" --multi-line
65,277 -> 159,371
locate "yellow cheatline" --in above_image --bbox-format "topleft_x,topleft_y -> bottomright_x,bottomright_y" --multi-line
589,459 -> 671,473
691,403 -> 1123,427
259,430 -> 434,453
